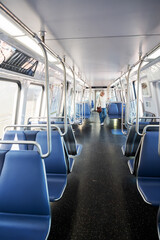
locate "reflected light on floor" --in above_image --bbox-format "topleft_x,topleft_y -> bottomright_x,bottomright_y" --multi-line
78,124 -> 83,132
113,119 -> 118,129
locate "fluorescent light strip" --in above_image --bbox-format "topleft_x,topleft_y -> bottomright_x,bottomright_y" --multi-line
47,53 -> 58,62
0,14 -> 24,36
16,35 -> 43,55
76,77 -> 84,85
148,49 -> 160,59
16,36 -> 57,62
66,67 -> 73,77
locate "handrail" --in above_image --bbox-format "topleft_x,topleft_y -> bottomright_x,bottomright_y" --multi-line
73,67 -> 76,123
131,116 -> 160,125
61,61 -> 68,136
159,124 -> 160,156
68,66 -> 76,124
83,86 -> 86,122
4,124 -> 64,137
143,124 -> 159,134
38,42 -> 52,158
136,59 -> 144,136
27,116 -> 70,124
0,140 -> 43,157
125,68 -> 132,127
120,78 -> 127,135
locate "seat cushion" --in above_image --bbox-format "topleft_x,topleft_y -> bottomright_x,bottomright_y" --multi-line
47,174 -> 67,201
0,213 -> 50,240
137,177 -> 160,206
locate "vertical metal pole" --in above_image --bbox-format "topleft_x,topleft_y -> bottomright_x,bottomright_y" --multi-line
81,88 -> 84,123
120,77 -> 126,135
136,60 -> 144,136
89,87 -> 92,109
61,61 -> 67,135
159,125 -> 160,155
125,67 -> 132,127
73,67 -> 76,123
83,84 -> 86,120
38,41 -> 51,157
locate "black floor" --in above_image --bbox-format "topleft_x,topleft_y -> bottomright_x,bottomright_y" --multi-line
48,112 -> 158,240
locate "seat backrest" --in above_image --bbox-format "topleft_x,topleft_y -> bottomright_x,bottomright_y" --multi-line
125,123 -> 158,156
116,103 -> 122,115
91,100 -> 94,108
1,131 -> 27,150
137,131 -> 160,177
56,124 -> 77,155
24,130 -> 39,150
116,103 -> 125,115
108,103 -> 118,115
0,150 -> 50,215
0,150 -> 8,173
83,103 -> 91,116
35,131 -> 67,174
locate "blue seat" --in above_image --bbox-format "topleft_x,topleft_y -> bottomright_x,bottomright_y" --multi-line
24,130 -> 39,150
56,124 -> 82,157
91,100 -> 94,108
0,150 -> 8,173
83,103 -> 91,119
35,131 -> 67,201
0,150 -> 50,240
137,131 -> 160,206
108,102 -> 125,119
76,103 -> 81,117
108,103 -> 119,119
1,131 -> 27,150
122,122 -> 158,157
76,103 -> 90,119
62,140 -> 74,173
118,103 -> 125,116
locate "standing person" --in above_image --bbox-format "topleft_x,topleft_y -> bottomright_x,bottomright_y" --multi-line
97,91 -> 107,125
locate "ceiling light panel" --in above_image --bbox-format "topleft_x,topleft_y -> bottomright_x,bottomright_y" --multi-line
0,14 -> 24,36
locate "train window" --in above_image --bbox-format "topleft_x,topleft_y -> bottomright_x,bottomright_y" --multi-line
141,81 -> 151,97
132,81 -> 137,99
67,87 -> 73,118
0,80 -> 18,138
0,40 -> 38,76
0,39 -> 15,63
25,84 -> 43,123
50,85 -> 62,116
155,81 -> 160,115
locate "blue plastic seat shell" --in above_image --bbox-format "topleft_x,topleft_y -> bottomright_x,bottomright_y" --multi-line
0,150 -> 51,240
0,213 -> 50,240
137,178 -> 160,206
47,174 -> 67,201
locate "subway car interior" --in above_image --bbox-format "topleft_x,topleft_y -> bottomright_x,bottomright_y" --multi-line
0,0 -> 160,239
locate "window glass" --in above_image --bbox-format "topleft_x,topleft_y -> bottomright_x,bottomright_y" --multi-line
25,84 -> 43,123
157,82 -> 160,114
67,87 -> 73,118
0,80 -> 18,137
50,85 -> 62,116
0,40 -> 38,76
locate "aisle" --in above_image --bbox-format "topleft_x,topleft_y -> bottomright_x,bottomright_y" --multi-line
48,112 -> 158,240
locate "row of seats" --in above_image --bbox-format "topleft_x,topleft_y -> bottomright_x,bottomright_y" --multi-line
107,102 -> 125,119
0,123 -> 82,239
76,102 -> 91,119
122,121 -> 160,238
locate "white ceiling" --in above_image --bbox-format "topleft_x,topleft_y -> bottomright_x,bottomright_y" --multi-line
1,0 -> 160,86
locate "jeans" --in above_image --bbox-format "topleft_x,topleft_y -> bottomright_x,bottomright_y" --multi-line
99,108 -> 107,123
